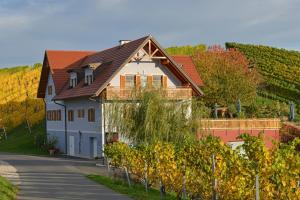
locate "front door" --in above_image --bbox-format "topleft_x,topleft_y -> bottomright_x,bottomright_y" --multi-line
93,138 -> 98,158
90,137 -> 98,158
69,136 -> 75,156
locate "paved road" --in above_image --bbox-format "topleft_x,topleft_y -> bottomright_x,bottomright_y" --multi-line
0,153 -> 131,200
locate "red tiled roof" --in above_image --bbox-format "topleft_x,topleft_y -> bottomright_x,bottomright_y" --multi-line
38,36 -> 203,100
171,55 -> 203,86
54,36 -> 149,100
46,50 -> 96,93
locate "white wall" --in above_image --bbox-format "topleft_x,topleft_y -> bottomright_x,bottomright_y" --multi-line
109,50 -> 182,87
65,98 -> 102,134
45,73 -> 56,102
45,73 -> 65,131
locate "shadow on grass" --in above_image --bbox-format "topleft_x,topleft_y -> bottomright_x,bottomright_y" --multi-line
0,121 -> 48,156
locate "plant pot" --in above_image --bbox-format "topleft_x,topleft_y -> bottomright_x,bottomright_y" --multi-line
49,149 -> 55,156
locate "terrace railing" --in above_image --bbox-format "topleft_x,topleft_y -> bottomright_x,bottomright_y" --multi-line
199,118 -> 281,130
105,86 -> 193,100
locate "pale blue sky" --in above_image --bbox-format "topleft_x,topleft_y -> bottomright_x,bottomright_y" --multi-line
0,0 -> 299,67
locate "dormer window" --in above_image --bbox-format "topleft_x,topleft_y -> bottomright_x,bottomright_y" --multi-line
85,74 -> 93,85
69,72 -> 77,88
84,68 -> 94,85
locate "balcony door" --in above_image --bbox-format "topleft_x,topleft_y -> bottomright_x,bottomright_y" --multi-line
69,136 -> 75,156
141,75 -> 147,87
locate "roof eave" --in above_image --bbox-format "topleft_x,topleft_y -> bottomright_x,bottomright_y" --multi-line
53,94 -> 93,101
149,36 -> 204,96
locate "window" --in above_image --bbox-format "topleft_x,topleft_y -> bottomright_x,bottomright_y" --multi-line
85,74 -> 94,85
88,108 -> 95,122
125,75 -> 135,88
70,77 -> 77,88
57,110 -> 61,121
77,109 -> 85,118
84,68 -> 94,85
69,72 -> 78,88
47,85 -> 53,95
51,110 -> 56,121
68,110 -> 74,122
152,75 -> 162,88
46,110 -> 61,121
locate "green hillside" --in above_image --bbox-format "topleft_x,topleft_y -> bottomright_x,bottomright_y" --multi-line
225,43 -> 300,106
166,44 -> 206,55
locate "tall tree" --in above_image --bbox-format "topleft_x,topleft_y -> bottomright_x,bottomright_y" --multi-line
193,45 -> 260,107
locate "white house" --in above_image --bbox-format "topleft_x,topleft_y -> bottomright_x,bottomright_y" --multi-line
37,35 -> 203,158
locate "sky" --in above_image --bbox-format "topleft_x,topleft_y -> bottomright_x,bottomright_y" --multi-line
0,0 -> 299,68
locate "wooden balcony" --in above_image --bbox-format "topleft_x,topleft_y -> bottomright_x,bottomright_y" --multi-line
105,86 -> 193,100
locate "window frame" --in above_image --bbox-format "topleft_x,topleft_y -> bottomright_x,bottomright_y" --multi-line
88,108 -> 95,122
77,109 -> 85,118
46,110 -> 61,121
57,110 -> 61,121
152,75 -> 163,88
125,74 -> 135,88
47,85 -> 53,95
85,74 -> 94,85
68,110 -> 74,122
70,77 -> 77,88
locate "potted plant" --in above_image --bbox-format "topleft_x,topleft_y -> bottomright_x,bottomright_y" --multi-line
45,136 -> 58,156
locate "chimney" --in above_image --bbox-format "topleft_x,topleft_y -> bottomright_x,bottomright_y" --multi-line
119,40 -> 131,46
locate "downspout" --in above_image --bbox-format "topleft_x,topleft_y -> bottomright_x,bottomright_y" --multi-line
54,100 -> 68,154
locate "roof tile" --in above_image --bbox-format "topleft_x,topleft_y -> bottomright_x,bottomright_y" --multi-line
171,55 -> 204,86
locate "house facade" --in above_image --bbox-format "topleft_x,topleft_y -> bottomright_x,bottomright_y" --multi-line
37,35 -> 203,158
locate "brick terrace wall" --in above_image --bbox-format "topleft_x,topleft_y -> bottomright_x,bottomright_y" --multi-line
199,119 -> 281,148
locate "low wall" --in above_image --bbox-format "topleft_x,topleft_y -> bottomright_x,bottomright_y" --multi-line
199,119 -> 281,148
281,122 -> 300,143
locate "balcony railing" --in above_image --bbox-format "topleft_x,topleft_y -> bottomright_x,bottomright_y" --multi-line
105,86 -> 193,100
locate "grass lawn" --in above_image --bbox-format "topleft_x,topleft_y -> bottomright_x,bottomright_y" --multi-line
0,176 -> 17,200
87,175 -> 176,200
0,121 -> 48,155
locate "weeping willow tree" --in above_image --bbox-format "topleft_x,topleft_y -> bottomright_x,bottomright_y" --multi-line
105,89 -> 209,145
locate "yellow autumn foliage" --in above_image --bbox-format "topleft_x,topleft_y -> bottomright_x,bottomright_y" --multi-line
0,65 -> 44,131
105,135 -> 300,200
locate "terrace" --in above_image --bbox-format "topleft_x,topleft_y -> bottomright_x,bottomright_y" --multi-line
105,86 -> 193,100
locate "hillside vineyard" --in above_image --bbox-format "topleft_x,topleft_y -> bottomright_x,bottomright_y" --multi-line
226,42 -> 300,105
0,66 -> 44,130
